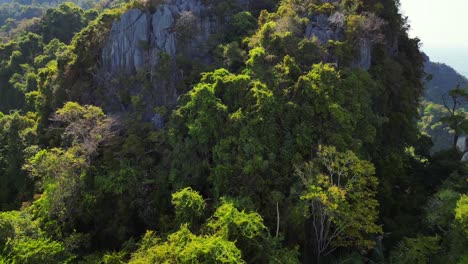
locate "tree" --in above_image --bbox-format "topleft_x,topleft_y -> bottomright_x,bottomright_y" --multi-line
226,11 -> 257,42
425,189 -> 461,232
389,236 -> 441,264
171,187 -> 206,227
0,112 -> 37,210
52,102 -> 118,157
26,147 -> 88,224
418,101 -> 453,152
128,188 -> 299,264
25,102 -> 117,225
129,226 -> 244,264
41,2 -> 86,44
0,211 -> 73,263
297,146 -> 381,262
441,87 -> 468,148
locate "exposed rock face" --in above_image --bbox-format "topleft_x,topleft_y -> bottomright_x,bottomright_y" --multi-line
151,113 -> 164,129
457,136 -> 466,152
306,9 -> 383,70
100,0 -> 385,125
306,11 -> 373,70
151,5 -> 177,57
305,0 -> 344,46
102,0 -> 218,75
456,136 -> 468,161
100,0 -> 230,123
101,0 -> 252,117
102,9 -> 150,75
306,13 -> 344,45
352,39 -> 372,70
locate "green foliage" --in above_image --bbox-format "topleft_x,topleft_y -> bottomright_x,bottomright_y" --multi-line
68,7 -> 124,74
423,60 -> 468,105
170,45 -> 385,262
6,237 -> 71,264
129,227 -> 243,264
0,211 -> 73,263
24,102 -> 116,232
102,251 -> 127,264
390,236 -> 441,264
0,32 -> 44,112
455,194 -> 468,234
216,41 -> 247,72
0,112 -> 37,210
419,101 -> 453,153
129,189 -> 298,263
53,101 -> 117,154
0,0 -> 448,262
41,2 -> 86,44
226,11 -> 257,42
425,188 -> 461,230
298,146 -> 381,259
95,167 -> 140,195
34,39 -> 67,68
172,187 -> 206,226
438,88 -> 468,147
26,147 -> 88,224
207,199 -> 265,240
204,0 -> 243,20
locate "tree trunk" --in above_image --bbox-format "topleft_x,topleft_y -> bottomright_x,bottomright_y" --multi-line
453,133 -> 459,149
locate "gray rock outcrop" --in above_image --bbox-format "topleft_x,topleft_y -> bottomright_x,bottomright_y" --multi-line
102,0 -> 214,78
99,0 -> 387,126
102,9 -> 150,75
306,10 -> 384,70
100,0 -> 229,122
456,136 -> 466,152
352,38 -> 372,70
306,13 -> 344,45
456,136 -> 468,161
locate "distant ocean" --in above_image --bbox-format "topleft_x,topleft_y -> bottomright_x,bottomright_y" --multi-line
423,46 -> 468,77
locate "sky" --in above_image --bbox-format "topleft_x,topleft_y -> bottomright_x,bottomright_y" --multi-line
399,0 -> 468,77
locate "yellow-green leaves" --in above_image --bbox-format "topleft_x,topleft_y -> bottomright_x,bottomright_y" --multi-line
24,103 -> 115,224
297,145 -> 381,259
53,102 -> 117,156
172,187 -> 206,226
129,225 -> 244,264
129,189 -> 289,263
455,194 -> 468,234
0,211 -> 73,264
207,199 -> 265,240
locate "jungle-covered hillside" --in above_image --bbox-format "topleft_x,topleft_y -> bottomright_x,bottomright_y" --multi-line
0,0 -> 467,263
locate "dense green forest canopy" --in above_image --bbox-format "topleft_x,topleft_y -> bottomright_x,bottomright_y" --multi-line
0,0 -> 467,263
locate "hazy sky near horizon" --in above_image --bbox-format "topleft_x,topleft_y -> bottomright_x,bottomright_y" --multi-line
399,0 -> 468,76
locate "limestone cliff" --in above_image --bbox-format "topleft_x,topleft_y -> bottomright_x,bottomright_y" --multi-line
305,13 -> 344,45
98,0 -> 387,126
102,9 -> 150,76
102,1 -> 222,76
101,1 -> 214,108
304,9 -> 384,70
